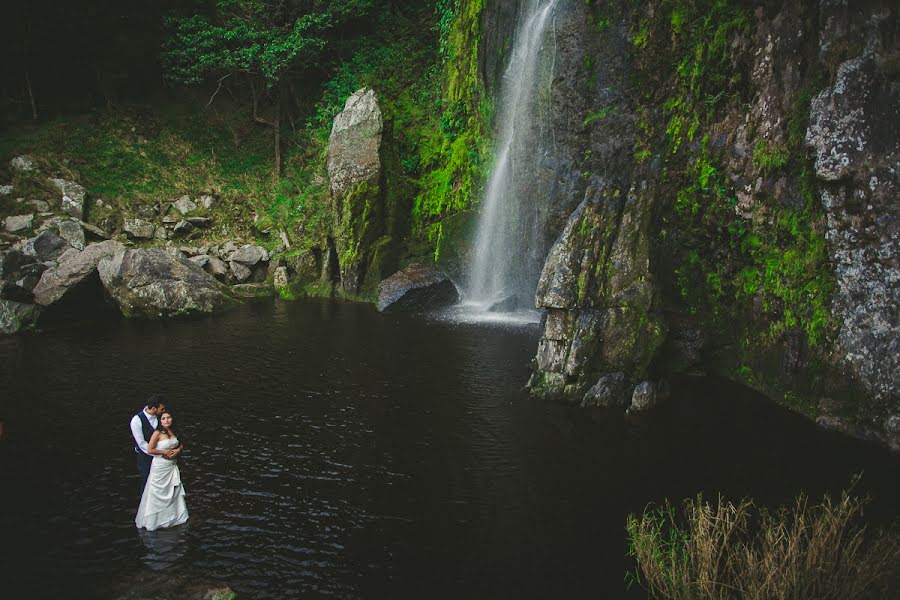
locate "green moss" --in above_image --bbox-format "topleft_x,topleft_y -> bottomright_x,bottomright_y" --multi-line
412,0 -> 489,250
752,140 -> 789,172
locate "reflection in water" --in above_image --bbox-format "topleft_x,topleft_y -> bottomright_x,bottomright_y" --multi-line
0,299 -> 898,599
138,525 -> 189,571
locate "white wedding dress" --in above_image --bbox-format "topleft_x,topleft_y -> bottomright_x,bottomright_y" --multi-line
135,436 -> 189,531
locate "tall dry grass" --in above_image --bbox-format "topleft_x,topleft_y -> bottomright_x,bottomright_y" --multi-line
626,488 -> 900,600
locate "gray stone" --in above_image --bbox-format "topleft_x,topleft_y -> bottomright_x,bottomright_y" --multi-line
198,195 -> 216,210
627,381 -> 660,413
327,87 -> 384,294
327,88 -> 383,198
229,260 -> 252,282
32,240 -> 125,306
124,218 -> 156,240
273,266 -> 289,289
4,214 -> 34,233
98,248 -> 238,318
173,220 -> 194,236
75,220 -> 109,240
581,372 -> 628,408
189,255 -> 210,268
154,227 -> 168,241
0,185 -> 13,196
0,299 -> 41,335
23,231 -> 69,262
49,178 -> 87,218
186,216 -> 212,228
376,263 -> 458,313
205,256 -> 228,278
9,155 -> 36,172
228,244 -> 267,266
28,200 -> 49,212
135,203 -> 159,219
57,220 -> 85,250
172,195 -> 197,215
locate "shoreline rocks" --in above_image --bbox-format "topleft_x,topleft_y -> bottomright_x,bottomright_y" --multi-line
376,263 -> 458,313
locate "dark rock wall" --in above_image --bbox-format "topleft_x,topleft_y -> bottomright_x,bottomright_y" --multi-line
499,0 -> 900,449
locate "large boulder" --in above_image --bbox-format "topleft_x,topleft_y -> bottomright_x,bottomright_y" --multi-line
327,87 -> 385,294
49,178 -> 87,219
581,372 -> 628,409
376,263 -> 458,313
98,248 -> 238,318
32,240 -> 125,306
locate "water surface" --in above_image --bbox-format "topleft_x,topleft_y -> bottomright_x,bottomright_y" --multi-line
0,299 -> 897,598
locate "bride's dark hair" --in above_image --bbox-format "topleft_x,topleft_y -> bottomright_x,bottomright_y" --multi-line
156,411 -> 176,436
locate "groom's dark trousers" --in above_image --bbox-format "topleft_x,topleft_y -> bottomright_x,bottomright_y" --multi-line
137,451 -> 153,494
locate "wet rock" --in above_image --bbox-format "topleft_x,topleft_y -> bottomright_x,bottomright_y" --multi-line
57,220 -> 85,250
376,263 -> 458,313
124,217 -> 155,240
487,294 -> 520,312
581,372 -> 628,408
0,299 -> 41,335
4,214 -> 34,233
172,195 -> 197,215
32,240 -> 125,306
9,155 -> 36,172
98,248 -> 238,318
230,283 -> 274,298
49,178 -> 86,218
627,380 -> 661,414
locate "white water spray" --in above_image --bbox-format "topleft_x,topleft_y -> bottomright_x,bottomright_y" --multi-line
467,0 -> 559,315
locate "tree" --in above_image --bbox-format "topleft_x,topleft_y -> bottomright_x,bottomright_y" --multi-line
162,0 -> 374,181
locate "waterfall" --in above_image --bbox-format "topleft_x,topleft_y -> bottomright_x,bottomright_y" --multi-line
467,0 -> 559,314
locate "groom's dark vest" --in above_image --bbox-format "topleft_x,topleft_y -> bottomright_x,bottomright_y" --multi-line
135,411 -> 155,454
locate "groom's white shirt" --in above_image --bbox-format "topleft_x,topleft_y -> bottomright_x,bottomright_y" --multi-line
130,409 -> 158,455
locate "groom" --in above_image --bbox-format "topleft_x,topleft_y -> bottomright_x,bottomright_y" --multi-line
130,395 -> 167,494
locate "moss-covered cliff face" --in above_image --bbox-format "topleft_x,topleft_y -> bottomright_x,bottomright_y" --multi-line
520,0 -> 899,449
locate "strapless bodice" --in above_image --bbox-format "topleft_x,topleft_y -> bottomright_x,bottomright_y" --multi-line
156,436 -> 179,451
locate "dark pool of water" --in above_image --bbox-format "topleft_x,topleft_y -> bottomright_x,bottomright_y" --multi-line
0,299 -> 897,599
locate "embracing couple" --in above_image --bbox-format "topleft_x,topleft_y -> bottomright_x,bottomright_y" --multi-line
130,396 -> 189,531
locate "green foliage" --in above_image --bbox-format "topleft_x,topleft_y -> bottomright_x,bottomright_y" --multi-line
161,0 -> 372,86
753,140 -> 789,172
413,0 -> 490,251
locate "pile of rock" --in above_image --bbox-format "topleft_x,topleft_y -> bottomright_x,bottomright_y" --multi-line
124,195 -> 215,242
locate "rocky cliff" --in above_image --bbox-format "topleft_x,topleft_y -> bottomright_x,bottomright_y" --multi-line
457,0 -> 899,448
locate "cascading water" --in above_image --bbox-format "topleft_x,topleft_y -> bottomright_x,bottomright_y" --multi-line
465,0 -> 559,320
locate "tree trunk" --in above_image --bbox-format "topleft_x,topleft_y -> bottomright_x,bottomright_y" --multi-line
273,84 -> 282,186
24,68 -> 37,120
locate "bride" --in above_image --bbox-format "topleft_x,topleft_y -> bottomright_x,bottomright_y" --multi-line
135,410 -> 189,530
